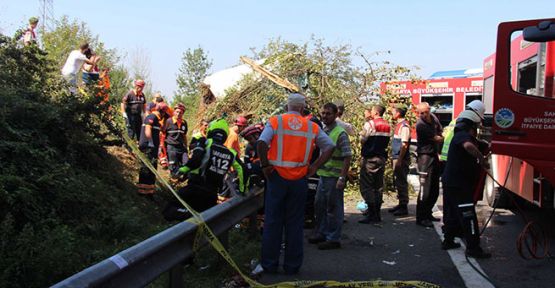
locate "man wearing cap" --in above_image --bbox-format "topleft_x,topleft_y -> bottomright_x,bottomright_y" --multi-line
415,102 -> 443,227
23,17 -> 39,46
225,116 -> 248,158
121,80 -> 147,141
256,93 -> 334,274
441,110 -> 491,259
389,105 -> 411,216
164,103 -> 188,178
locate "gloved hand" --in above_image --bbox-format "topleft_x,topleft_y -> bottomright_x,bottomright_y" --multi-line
178,166 -> 190,175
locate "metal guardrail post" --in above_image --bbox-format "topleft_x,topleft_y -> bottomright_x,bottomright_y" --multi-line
52,188 -> 264,288
168,264 -> 184,288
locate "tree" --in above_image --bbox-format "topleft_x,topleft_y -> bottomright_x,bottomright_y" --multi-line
174,47 -> 212,122
128,46 -> 153,97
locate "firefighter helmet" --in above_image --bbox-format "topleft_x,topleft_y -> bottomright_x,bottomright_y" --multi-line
466,100 -> 485,120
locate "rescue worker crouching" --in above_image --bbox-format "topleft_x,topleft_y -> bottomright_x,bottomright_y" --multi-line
162,119 -> 245,221
441,108 -> 491,259
239,124 -> 265,187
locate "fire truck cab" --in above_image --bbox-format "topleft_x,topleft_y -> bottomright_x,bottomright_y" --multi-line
484,18 -> 555,208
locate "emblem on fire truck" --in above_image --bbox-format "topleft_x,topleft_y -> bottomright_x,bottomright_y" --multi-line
494,108 -> 515,129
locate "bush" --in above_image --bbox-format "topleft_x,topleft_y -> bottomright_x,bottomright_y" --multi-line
0,34 -> 167,287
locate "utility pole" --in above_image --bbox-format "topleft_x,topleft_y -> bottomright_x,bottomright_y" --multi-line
39,0 -> 54,33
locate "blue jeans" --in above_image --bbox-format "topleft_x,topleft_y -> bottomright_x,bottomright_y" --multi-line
261,171 -> 307,273
314,176 -> 344,242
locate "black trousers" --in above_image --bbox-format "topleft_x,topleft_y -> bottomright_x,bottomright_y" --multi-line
416,153 -> 440,220
167,144 -> 187,177
305,176 -> 320,221
162,183 -> 218,221
392,158 -> 410,206
442,186 -> 481,250
138,146 -> 158,194
360,156 -> 386,206
126,113 -> 142,141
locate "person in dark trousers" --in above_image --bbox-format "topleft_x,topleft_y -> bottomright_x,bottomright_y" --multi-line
415,102 -> 443,227
256,93 -> 334,275
163,119 -> 245,221
389,105 -> 411,216
122,80 -> 146,141
358,105 -> 391,224
309,103 -> 352,250
441,112 -> 491,259
137,102 -> 167,195
164,103 -> 188,178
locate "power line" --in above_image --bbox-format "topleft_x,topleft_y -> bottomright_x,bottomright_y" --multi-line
39,0 -> 54,32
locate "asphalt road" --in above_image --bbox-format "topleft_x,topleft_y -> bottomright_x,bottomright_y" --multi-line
257,178 -> 555,288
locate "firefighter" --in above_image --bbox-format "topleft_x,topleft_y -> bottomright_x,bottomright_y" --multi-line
162,119 -> 245,220
257,93 -> 334,274
164,103 -> 188,178
225,116 -> 248,158
441,110 -> 491,259
389,105 -> 411,216
358,105 -> 391,224
137,102 -> 167,195
121,80 -> 147,141
240,124 -> 265,183
440,100 -> 486,162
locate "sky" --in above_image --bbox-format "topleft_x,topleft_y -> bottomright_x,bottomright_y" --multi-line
1,0 -> 553,98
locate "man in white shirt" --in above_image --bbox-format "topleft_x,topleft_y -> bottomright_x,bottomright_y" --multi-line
61,43 -> 98,89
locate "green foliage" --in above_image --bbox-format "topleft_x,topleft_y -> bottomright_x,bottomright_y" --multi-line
204,37 -> 420,194
174,46 -> 213,123
0,32 -> 166,288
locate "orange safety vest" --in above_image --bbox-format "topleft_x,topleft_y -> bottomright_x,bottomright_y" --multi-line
268,113 -> 319,180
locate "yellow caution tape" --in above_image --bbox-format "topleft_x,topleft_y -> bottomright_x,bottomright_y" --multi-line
120,120 -> 439,288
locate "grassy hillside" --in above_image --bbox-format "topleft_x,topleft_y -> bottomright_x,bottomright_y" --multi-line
0,35 -> 169,287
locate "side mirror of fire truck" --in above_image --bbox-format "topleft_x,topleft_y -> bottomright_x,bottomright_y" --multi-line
523,20 -> 555,42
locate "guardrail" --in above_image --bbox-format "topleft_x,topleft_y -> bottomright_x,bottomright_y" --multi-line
52,188 -> 264,288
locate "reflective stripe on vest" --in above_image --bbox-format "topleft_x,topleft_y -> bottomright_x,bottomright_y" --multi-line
317,125 -> 346,177
392,120 -> 410,159
440,119 -> 456,161
268,114 -> 318,180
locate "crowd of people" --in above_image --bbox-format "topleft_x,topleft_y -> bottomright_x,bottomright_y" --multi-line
53,34 -> 493,274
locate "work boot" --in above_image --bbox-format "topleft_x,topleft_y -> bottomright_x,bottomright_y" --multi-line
358,206 -> 379,224
318,241 -> 341,250
441,239 -> 462,250
388,205 -> 401,213
416,219 -> 434,228
393,205 -> 408,216
466,247 -> 492,259
308,235 -> 326,244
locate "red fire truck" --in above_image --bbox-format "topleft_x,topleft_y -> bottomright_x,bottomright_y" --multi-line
483,18 -> 555,208
382,73 -> 484,128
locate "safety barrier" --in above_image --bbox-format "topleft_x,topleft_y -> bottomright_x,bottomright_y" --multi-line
52,188 -> 263,288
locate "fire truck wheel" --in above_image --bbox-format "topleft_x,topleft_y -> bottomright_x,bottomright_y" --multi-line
484,171 -> 511,208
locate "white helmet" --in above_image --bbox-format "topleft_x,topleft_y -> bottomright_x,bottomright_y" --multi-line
466,100 -> 485,120
458,110 -> 482,124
